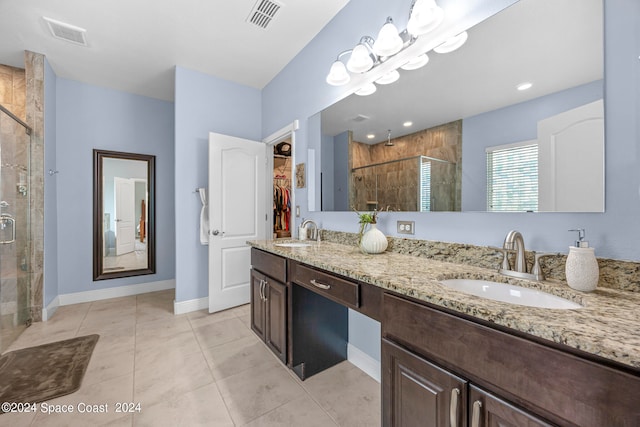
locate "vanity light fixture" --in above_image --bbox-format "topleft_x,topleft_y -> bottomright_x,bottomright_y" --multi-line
400,53 -> 429,70
407,0 -> 445,37
433,31 -> 468,53
403,121 -> 413,127
347,36 -> 376,73
373,17 -> 404,57
325,0 -> 455,87
367,133 -> 376,139
375,69 -> 400,85
355,82 -> 377,96
517,82 -> 533,91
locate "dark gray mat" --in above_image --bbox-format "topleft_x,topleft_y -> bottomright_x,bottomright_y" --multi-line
0,334 -> 99,413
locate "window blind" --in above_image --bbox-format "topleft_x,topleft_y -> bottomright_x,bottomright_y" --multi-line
420,159 -> 431,212
486,143 -> 538,212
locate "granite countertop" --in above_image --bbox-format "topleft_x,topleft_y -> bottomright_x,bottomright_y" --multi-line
248,239 -> 640,371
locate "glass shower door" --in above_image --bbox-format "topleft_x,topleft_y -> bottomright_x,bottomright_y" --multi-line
0,105 -> 32,353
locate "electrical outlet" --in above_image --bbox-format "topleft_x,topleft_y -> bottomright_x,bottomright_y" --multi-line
397,221 -> 415,235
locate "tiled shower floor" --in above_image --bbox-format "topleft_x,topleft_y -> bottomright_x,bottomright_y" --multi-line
2,290 -> 381,426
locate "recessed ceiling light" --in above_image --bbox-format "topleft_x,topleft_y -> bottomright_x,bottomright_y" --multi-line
403,121 -> 413,127
517,82 -> 533,91
367,134 -> 375,139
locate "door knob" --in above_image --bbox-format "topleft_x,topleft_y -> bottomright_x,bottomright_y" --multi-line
211,230 -> 220,235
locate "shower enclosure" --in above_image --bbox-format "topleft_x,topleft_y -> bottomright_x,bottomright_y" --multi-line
0,103 -> 32,353
350,155 -> 457,212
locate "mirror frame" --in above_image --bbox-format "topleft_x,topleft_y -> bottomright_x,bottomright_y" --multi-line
93,149 -> 156,281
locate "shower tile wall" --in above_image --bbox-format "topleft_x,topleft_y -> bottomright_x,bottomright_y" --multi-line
0,63 -> 30,347
0,65 -> 26,120
350,120 -> 462,211
25,51 -> 44,322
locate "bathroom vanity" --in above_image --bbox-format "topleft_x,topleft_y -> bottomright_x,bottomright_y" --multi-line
248,240 -> 640,427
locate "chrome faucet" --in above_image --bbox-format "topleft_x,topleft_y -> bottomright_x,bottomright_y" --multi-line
491,230 -> 556,281
503,230 -> 526,273
301,219 -> 321,242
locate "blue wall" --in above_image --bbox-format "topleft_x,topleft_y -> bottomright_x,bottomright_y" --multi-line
263,0 -> 640,261
262,0 -> 640,362
462,80 -> 604,211
43,58 -> 58,307
174,66 -> 261,303
55,78 -> 175,295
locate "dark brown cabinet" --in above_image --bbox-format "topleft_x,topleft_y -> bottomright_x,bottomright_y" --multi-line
383,339 -> 467,427
382,292 -> 640,427
469,385 -> 553,427
383,338 -> 553,427
250,249 -> 287,364
249,247 -> 639,426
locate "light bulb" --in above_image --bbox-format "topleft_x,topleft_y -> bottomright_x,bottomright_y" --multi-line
407,0 -> 444,36
347,44 -> 374,73
326,60 -> 350,86
373,18 -> 403,57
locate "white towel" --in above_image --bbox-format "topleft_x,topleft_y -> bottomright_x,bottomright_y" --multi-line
199,188 -> 209,245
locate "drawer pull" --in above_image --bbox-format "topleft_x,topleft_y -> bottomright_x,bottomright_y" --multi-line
471,400 -> 482,427
260,279 -> 267,302
310,279 -> 331,290
449,388 -> 460,427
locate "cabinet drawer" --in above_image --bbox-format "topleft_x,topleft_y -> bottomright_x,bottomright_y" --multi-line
291,262 -> 359,309
251,248 -> 287,282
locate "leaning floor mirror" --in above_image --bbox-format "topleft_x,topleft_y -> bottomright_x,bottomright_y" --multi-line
93,149 -> 156,280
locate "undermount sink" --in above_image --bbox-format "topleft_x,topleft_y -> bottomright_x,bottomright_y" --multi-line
273,242 -> 313,248
439,279 -> 581,310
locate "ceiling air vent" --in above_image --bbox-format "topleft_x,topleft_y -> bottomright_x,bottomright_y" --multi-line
43,17 -> 88,46
246,0 -> 283,29
351,114 -> 371,123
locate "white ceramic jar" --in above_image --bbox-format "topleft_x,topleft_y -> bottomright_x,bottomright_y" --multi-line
360,224 -> 388,254
565,246 -> 599,292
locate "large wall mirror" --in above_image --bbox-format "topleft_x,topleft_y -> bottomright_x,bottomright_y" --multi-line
93,149 -> 156,280
312,0 -> 604,213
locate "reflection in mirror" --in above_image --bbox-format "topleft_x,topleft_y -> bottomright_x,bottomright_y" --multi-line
93,150 -> 155,280
313,0 -> 604,212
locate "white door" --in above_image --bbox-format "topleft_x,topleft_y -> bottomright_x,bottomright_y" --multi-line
209,132 -> 267,313
538,99 -> 604,212
114,177 -> 136,255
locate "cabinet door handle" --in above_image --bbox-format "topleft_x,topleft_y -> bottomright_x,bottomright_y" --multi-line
471,400 -> 482,427
259,279 -> 265,301
449,388 -> 460,427
310,279 -> 331,290
262,279 -> 268,302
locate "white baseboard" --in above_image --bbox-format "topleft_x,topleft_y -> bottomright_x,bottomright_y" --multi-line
348,343 -> 381,383
174,297 -> 208,315
42,296 -> 60,321
56,279 -> 175,307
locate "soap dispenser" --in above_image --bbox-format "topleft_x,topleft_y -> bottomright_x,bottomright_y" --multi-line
565,229 -> 599,292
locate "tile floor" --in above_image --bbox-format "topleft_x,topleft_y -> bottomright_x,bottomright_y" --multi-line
2,290 -> 381,426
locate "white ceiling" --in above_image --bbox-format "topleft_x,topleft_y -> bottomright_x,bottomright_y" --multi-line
322,0 -> 603,144
0,0 -> 350,101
